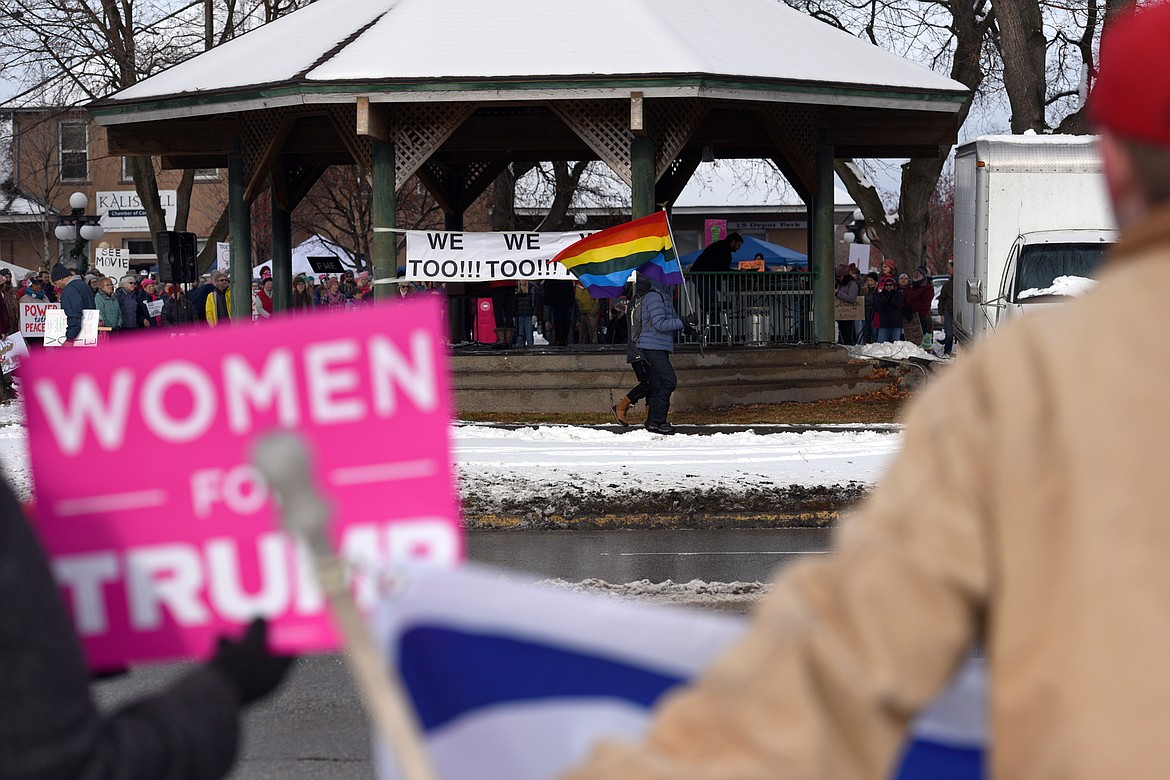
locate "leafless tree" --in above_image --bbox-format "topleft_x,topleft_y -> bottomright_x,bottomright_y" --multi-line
791,0 -> 997,269
922,169 -> 954,272
991,0 -> 1135,134
790,0 -> 1125,269
0,0 -> 317,269
513,161 -> 630,230
292,167 -> 373,271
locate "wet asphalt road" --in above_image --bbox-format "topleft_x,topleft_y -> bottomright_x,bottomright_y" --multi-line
467,527 -> 833,583
94,527 -> 835,779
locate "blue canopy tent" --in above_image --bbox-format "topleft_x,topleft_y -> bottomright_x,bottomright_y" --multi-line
680,235 -> 808,271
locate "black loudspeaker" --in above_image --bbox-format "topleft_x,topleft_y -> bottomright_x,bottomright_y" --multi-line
156,230 -> 199,284
178,231 -> 197,282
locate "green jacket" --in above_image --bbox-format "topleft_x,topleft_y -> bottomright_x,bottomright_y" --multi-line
94,290 -> 121,330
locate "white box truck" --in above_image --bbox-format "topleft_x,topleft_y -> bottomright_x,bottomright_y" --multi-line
953,134 -> 1117,342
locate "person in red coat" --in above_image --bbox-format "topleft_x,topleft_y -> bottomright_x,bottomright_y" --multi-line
902,265 -> 935,345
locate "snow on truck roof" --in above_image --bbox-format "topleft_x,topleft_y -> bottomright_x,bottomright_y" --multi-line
101,0 -> 966,107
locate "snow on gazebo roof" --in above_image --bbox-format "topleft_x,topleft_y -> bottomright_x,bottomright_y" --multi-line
100,0 -> 965,114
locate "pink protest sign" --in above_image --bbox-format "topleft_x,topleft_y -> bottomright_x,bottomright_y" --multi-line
23,296 -> 462,670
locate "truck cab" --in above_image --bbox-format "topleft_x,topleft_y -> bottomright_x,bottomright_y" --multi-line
967,228 -> 1115,327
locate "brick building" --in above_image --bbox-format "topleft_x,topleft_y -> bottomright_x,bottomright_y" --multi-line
0,107 -> 226,274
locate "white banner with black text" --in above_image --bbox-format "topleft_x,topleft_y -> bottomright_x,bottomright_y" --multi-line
402,229 -> 596,283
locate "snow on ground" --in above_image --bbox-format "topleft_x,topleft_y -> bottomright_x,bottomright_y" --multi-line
540,578 -> 770,611
0,400 -> 30,502
0,399 -> 903,596
849,340 -> 940,362
0,399 -> 903,522
454,423 -> 902,517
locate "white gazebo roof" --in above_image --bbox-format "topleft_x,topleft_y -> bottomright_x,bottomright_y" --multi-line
103,0 -> 965,115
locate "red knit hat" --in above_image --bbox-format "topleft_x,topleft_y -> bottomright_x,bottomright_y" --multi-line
1088,1 -> 1170,145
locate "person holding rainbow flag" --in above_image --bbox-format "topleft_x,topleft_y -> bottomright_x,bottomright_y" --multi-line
553,211 -> 698,434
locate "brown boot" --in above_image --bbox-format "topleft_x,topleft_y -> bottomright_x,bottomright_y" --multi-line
613,396 -> 632,426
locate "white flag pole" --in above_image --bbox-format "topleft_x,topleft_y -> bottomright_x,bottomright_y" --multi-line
660,207 -> 703,355
252,433 -> 439,780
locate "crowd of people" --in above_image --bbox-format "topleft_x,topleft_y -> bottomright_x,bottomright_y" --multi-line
248,266 -> 377,321
835,258 -> 953,354
15,258 -> 955,356
14,263 -> 395,343
449,278 -> 636,349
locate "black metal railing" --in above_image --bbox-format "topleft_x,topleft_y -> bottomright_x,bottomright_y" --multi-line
676,271 -> 815,346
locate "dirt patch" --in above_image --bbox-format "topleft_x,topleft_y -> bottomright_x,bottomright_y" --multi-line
463,482 -> 869,531
461,385 -> 912,427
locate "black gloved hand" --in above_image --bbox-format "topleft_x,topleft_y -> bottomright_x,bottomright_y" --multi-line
683,324 -> 699,337
209,618 -> 295,705
683,313 -> 699,327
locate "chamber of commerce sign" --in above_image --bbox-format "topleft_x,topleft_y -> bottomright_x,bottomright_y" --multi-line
96,190 -> 178,233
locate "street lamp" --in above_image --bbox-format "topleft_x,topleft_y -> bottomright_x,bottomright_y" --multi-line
841,208 -> 870,245
55,191 -> 104,273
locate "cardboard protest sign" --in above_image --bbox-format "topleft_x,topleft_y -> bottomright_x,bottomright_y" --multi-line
43,308 -> 67,347
21,301 -> 60,337
76,309 -> 99,346
44,308 -> 99,347
23,296 -> 461,669
95,246 -> 130,280
0,332 -> 29,373
216,241 -> 231,271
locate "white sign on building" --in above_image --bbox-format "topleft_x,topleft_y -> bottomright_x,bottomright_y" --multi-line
96,190 -> 178,233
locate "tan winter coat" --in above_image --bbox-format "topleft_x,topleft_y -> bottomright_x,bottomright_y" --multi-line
564,203 -> 1170,780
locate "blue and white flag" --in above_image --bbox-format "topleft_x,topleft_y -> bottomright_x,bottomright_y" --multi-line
374,566 -> 985,780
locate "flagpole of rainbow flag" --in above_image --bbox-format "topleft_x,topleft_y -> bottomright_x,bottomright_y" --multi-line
659,205 -> 699,320
657,207 -> 707,355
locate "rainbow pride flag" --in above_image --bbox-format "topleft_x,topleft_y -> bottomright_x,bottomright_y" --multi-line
552,211 -> 683,298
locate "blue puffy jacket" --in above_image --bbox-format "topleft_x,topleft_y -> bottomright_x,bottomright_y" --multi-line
635,286 -> 684,353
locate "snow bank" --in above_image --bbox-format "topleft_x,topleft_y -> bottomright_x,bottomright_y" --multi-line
849,341 -> 939,362
541,577 -> 770,609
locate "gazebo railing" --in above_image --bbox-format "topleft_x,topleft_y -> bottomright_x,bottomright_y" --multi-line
677,271 -> 815,346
